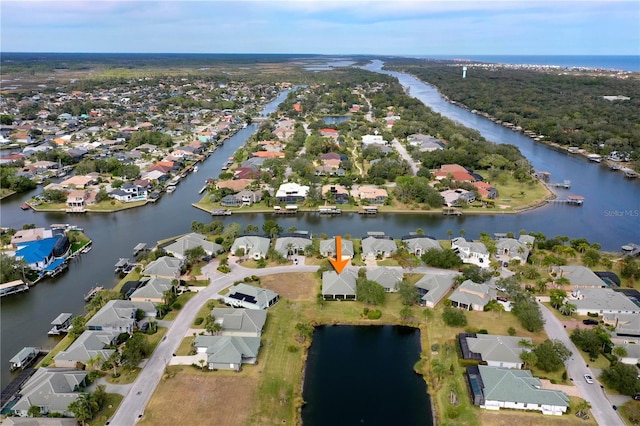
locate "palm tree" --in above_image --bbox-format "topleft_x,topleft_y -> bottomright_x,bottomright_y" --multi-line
446,229 -> 453,242
612,346 -> 628,358
198,358 -> 207,371
519,351 -> 538,369
559,302 -> 577,316
459,229 -> 466,238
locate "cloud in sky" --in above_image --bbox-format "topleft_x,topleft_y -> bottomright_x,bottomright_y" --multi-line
1,1 -> 638,55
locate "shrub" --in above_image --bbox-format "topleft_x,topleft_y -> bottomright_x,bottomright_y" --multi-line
194,317 -> 204,325
478,329 -> 488,334
171,302 -> 182,310
442,306 -> 468,327
507,327 -> 516,336
464,326 -> 479,334
587,312 -> 599,317
363,307 -> 369,315
287,345 -> 299,353
431,343 -> 440,352
367,309 -> 382,319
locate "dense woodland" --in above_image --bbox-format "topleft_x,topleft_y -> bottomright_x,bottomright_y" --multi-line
386,59 -> 640,169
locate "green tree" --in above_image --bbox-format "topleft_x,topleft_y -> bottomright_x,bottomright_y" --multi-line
558,302 -> 577,316
262,220 -> 282,238
295,322 -> 314,343
549,289 -> 567,309
184,246 -> 206,265
442,306 -> 467,327
120,333 -> 147,368
531,339 -> 571,372
205,315 -> 217,335
600,363 -> 640,396
399,305 -> 413,320
356,280 -> 386,305
519,350 -> 538,369
612,346 -> 628,358
398,280 -> 419,305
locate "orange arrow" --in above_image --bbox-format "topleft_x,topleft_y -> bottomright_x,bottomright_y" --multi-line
329,235 -> 350,274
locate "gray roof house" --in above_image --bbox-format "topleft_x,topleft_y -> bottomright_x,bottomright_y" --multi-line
414,272 -> 458,308
319,238 -> 354,260
164,232 -> 223,260
11,368 -> 88,417
322,269 -> 358,300
448,280 -> 497,311
193,335 -> 261,371
2,417 -> 77,425
460,333 -> 532,369
86,300 -> 157,333
495,237 -> 531,265
468,365 -> 569,415
551,265 -> 606,288
129,276 -> 174,303
230,236 -> 271,260
366,267 -> 403,292
603,313 -> 640,338
402,236 -> 442,256
569,288 -> 639,316
54,330 -> 119,368
451,237 -> 489,268
614,342 -> 640,365
221,283 -> 279,310
211,308 -> 267,337
274,235 -> 312,258
361,236 -> 397,260
142,256 -> 183,279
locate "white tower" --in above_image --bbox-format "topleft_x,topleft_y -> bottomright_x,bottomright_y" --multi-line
462,66 -> 467,79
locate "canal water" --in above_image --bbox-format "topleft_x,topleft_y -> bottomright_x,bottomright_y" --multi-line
1,63 -> 639,387
301,325 -> 432,426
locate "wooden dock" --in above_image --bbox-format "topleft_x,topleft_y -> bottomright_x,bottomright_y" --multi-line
549,180 -> 571,189
548,195 -> 584,205
358,206 -> 378,215
0,280 -> 30,298
211,209 -> 232,216
318,206 -> 342,215
84,285 -> 104,302
442,207 -> 462,216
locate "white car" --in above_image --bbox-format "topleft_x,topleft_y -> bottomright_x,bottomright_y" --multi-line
584,374 -> 594,384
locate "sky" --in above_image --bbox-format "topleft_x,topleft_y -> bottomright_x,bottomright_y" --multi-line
1,1 -> 639,55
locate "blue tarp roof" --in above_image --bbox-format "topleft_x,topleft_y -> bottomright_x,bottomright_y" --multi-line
15,236 -> 61,264
43,258 -> 66,272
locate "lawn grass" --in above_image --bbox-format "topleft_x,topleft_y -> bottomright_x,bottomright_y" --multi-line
175,336 -> 196,356
37,334 -> 74,367
377,258 -> 400,266
163,293 -> 197,320
106,367 -> 141,384
89,393 -> 123,426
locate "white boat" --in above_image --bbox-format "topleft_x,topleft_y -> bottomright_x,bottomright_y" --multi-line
193,166 -> 199,173
587,154 -> 602,162
166,185 -> 176,193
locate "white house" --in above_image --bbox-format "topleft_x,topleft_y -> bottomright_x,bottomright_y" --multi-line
451,237 -> 489,268
275,182 -> 309,203
361,134 -> 388,146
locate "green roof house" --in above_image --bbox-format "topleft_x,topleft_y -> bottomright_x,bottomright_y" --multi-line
231,236 -> 271,260
211,308 -> 267,337
164,232 -> 223,260
194,335 -> 261,371
366,267 -> 403,292
319,238 -> 354,260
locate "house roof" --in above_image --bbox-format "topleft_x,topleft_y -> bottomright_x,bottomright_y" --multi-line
53,330 -> 118,363
603,313 -> 640,336
227,283 -> 279,309
129,276 -> 173,300
231,236 -> 271,257
322,269 -> 357,297
86,300 -> 155,330
142,256 -> 182,278
465,334 -> 532,364
319,238 -> 354,256
478,365 -> 569,407
366,267 -> 403,291
361,236 -> 397,256
402,236 -> 442,252
273,236 -> 312,257
211,308 -> 267,335
164,233 -> 223,258
216,179 -> 255,192
276,182 -> 310,198
448,280 -> 496,308
15,236 -> 61,264
415,273 -> 458,306
452,237 -> 488,255
194,336 -> 261,365
11,368 -> 88,414
551,265 -> 605,287
571,288 -> 639,312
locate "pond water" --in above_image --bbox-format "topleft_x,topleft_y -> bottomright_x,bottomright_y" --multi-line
302,325 -> 432,426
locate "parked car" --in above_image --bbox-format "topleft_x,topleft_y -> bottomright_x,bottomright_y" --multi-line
582,319 -> 599,325
584,374 -> 594,384
633,394 -> 640,401
497,297 -> 508,302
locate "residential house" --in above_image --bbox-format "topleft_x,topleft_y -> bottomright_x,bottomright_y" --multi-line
142,256 -> 183,279
109,183 -> 148,203
319,238 -> 354,260
320,129 -> 339,140
550,265 -> 606,288
86,300 -> 156,333
460,333 -> 532,369
10,368 -> 88,418
414,273 -> 458,308
210,308 -> 267,337
233,167 -> 260,180
274,235 -> 312,258
567,288 -> 639,316
451,237 -> 489,268
10,227 -> 53,248
231,236 -> 271,260
221,283 -> 279,310
473,181 -> 499,200
361,235 -> 397,259
53,330 -> 119,368
440,189 -> 476,207
407,134 -> 445,152
276,182 -> 309,203
216,179 -> 255,192
193,335 -> 261,371
353,185 -> 388,204
321,184 -> 350,204
366,267 -> 403,292
66,189 -> 96,211
467,365 -> 569,415
448,280 -> 496,311
59,175 -> 95,189
402,235 -> 442,256
496,236 -> 532,265
129,276 -> 174,303
612,342 -> 640,365
361,134 -> 387,146
433,164 -> 476,182
14,235 -> 68,271
603,313 -> 640,338
322,269 -> 358,300
221,190 -> 262,207
163,232 -> 223,260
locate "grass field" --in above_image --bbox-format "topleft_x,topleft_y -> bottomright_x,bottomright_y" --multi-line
89,393 -> 124,426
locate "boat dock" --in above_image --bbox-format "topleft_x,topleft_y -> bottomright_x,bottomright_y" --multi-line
84,285 -> 104,302
211,209 -> 232,216
548,195 -> 584,205
549,180 -> 571,189
0,280 -> 30,298
48,313 -> 73,335
622,244 -> 640,257
274,205 -> 299,214
358,206 -> 378,215
442,207 -> 462,216
133,243 -> 148,256
622,168 -> 639,179
9,347 -> 48,371
114,258 -> 132,274
318,206 -> 342,215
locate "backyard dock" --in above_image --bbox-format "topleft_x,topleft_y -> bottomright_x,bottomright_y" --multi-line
318,206 -> 342,215
84,285 -> 104,302
358,206 -> 378,215
211,209 -> 232,216
0,280 -> 30,298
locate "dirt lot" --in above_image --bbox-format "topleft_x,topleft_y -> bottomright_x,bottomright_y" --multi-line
260,272 -> 317,301
138,371 -> 258,426
479,411 -> 596,426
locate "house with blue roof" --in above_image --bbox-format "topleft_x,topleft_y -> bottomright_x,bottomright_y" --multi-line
15,235 -> 69,271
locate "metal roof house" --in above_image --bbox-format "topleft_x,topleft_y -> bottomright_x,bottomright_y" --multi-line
86,300 -> 157,333
54,330 -> 119,368
163,232 -> 223,260
142,256 -> 183,279
221,283 -> 279,310
401,235 -> 442,256
459,333 -> 532,369
319,238 -> 354,260
273,235 -> 312,258
366,267 -> 403,293
361,235 -> 397,260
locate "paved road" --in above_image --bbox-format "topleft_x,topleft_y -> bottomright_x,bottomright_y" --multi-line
109,260 -> 318,425
391,138 -> 419,176
538,301 -> 624,426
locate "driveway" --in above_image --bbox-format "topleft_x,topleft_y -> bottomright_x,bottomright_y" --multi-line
391,138 -> 419,176
538,302 -> 624,426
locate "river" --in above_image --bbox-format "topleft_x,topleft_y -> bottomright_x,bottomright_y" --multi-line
1,62 -> 639,387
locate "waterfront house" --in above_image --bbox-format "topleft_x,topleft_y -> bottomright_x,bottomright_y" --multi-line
14,235 -> 69,271
10,227 -> 53,248
231,236 -> 271,260
451,237 -> 489,268
276,182 -> 309,203
407,134 -> 445,152
221,283 -> 279,310
274,235 -> 312,258
448,280 -> 497,311
353,185 -> 388,204
9,347 -> 37,370
163,232 -> 223,260
467,365 -> 569,415
495,236 -> 532,265
54,330 -> 119,368
459,333 -> 532,369
319,238 -> 354,260
366,267 -> 403,292
361,235 -> 397,259
440,189 -> 476,207
402,235 -> 442,256
473,181 -> 499,200
210,308 -> 267,337
11,368 -> 88,418
414,273 -> 458,308
193,335 -> 261,371
567,288 -> 639,316
59,175 -> 96,189
142,256 -> 183,279
322,269 -> 358,300
86,300 -> 157,333
433,164 -> 476,182
129,276 -> 174,303
109,183 -> 148,203
216,179 -> 255,192
612,342 -> 640,365
550,265 -> 606,288
66,189 -> 97,211
321,184 -> 350,204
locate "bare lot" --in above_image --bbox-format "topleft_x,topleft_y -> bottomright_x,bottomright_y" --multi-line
479,411 -> 596,426
260,272 -> 317,301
